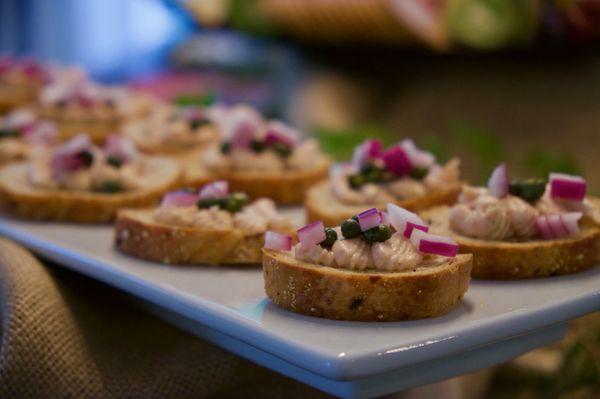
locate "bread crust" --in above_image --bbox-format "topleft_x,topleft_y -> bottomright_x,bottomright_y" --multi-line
262,249 -> 472,321
185,158 -> 330,205
421,206 -> 600,279
305,180 -> 461,226
0,159 -> 182,223
115,208 -> 266,265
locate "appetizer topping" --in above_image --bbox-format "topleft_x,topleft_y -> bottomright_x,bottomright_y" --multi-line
409,230 -> 459,258
487,163 -> 508,198
264,231 -> 292,251
508,178 -> 546,203
388,203 -> 429,238
549,173 -> 587,201
198,180 -> 229,200
103,134 -> 138,167
28,134 -> 146,193
332,139 -> 460,205
280,204 -> 455,272
155,187 -> 291,234
449,165 -> 590,241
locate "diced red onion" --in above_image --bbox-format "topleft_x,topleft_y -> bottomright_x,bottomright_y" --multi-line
487,163 -> 509,198
382,144 -> 412,176
352,139 -> 383,168
198,180 -> 229,200
549,173 -> 586,202
103,134 -> 138,163
264,121 -> 299,147
387,203 -> 428,238
547,214 -> 569,238
264,231 -> 292,251
400,139 -> 435,168
22,121 -> 58,145
357,208 -> 382,232
560,212 -> 583,236
378,210 -> 389,226
161,191 -> 199,207
297,221 -> 326,247
535,216 -> 553,239
410,229 -> 458,257
50,134 -> 94,173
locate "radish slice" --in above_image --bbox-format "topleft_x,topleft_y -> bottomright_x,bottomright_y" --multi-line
382,144 -> 412,176
297,221 -> 326,247
198,180 -> 229,200
547,214 -> 569,238
264,231 -> 292,251
410,229 -> 458,257
550,173 -> 587,201
535,216 -> 553,239
104,134 -> 138,163
264,121 -> 299,147
400,139 -> 435,168
161,191 -> 199,207
357,208 -> 382,232
560,212 -> 583,236
387,203 -> 428,238
352,139 -> 383,169
487,163 -> 509,198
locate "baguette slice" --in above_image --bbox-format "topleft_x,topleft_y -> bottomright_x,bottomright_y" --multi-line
305,180 -> 461,226
262,249 -> 472,321
115,208 -> 267,265
421,206 -> 600,279
185,158 -> 330,205
0,159 -> 182,223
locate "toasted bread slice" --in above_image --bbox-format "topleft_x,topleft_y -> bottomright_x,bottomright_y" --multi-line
421,206 -> 600,279
262,249 -> 472,321
115,208 -> 267,265
185,158 -> 330,205
305,181 -> 461,226
0,159 -> 182,223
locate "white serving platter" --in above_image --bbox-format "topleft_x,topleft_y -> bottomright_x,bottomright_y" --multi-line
0,212 -> 598,399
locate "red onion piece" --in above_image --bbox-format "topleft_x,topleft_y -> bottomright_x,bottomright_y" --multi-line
264,231 -> 292,251
198,180 -> 229,200
264,121 -> 299,147
297,221 -> 326,247
103,134 -> 138,163
535,216 -> 553,239
352,139 -> 383,169
550,173 -> 587,201
378,210 -> 389,226
561,212 -> 583,236
357,208 -> 382,232
400,139 -> 435,168
161,191 -> 199,207
404,221 -> 429,239
22,121 -> 58,145
487,163 -> 509,198
410,229 -> 458,257
382,144 -> 412,176
387,203 -> 428,237
547,214 -> 569,238
51,134 -> 94,174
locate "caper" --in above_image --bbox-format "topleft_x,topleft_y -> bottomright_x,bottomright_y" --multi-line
197,198 -> 221,209
250,140 -> 265,153
220,142 -> 231,155
509,178 -> 546,203
363,225 -> 392,243
106,155 -> 123,168
77,151 -> 94,167
224,192 -> 249,213
341,218 -> 361,239
0,129 -> 20,139
272,142 -> 292,158
348,174 -> 364,189
97,181 -> 122,193
410,167 -> 429,180
360,163 -> 384,184
189,118 -> 210,130
320,228 -> 338,249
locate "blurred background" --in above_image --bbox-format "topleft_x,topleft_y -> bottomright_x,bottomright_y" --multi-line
1,0 -> 599,397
